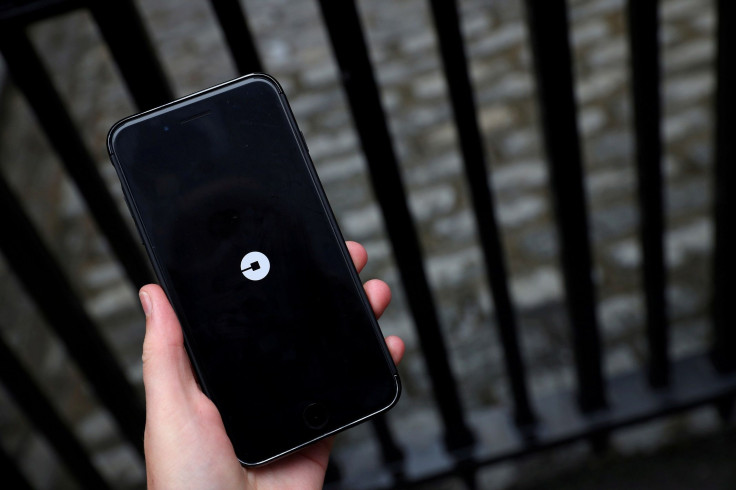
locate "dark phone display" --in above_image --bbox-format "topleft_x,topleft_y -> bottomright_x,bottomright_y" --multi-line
109,76 -> 398,465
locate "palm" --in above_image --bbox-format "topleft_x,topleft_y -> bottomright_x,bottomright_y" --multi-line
154,388 -> 330,489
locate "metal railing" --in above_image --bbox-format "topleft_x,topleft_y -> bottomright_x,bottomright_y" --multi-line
0,0 -> 734,488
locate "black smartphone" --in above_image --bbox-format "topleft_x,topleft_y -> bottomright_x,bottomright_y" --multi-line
107,74 -> 400,466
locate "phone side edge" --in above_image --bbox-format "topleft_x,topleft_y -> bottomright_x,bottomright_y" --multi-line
106,126 -> 216,403
274,89 -> 401,380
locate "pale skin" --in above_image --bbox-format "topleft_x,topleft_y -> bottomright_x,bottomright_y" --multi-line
139,241 -> 405,489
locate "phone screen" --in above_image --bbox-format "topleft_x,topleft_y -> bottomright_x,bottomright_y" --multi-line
108,76 -> 399,465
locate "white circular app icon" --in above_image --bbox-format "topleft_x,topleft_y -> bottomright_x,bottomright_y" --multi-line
240,251 -> 270,281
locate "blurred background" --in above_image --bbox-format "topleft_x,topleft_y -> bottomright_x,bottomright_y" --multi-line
1,0 -> 734,488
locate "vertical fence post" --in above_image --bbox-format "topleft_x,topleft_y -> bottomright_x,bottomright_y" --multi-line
0,26 -> 154,289
524,0 -> 607,412
0,174 -> 145,458
428,0 -> 536,429
712,0 -> 736,373
89,0 -> 173,110
207,0 -> 263,74
0,332 -> 110,489
0,443 -> 33,490
316,0 -> 475,452
626,1 -> 669,388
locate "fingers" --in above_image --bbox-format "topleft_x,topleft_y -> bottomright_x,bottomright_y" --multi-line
364,279 -> 391,319
385,336 -> 405,365
140,284 -> 198,407
347,241 -> 391,318
346,241 -> 368,273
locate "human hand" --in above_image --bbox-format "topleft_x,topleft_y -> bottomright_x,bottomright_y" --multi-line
139,241 -> 405,489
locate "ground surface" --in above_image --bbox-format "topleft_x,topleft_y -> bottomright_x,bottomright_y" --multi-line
513,427 -> 736,490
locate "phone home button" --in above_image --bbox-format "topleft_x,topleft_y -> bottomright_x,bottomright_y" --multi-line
303,402 -> 329,430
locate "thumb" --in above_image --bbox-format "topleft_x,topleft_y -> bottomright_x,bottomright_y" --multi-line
139,284 -> 199,408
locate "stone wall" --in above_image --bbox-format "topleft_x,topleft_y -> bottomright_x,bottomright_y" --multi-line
0,0 -> 717,487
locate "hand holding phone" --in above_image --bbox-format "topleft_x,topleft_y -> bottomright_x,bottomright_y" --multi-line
108,74 -> 402,466
140,243 -> 403,490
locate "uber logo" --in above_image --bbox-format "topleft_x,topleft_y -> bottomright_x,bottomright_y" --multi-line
240,251 -> 270,281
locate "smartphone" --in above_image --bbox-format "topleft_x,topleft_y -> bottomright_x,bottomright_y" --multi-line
107,74 -> 400,466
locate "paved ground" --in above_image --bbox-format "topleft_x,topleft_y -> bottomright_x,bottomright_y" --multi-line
0,0 -> 724,487
511,425 -> 736,490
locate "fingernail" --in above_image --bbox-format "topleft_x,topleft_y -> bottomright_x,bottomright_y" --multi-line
139,291 -> 152,318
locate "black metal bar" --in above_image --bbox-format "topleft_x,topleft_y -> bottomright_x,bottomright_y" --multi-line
428,0 -> 536,429
88,0 -> 173,110
460,469 -> 478,490
0,443 -> 33,490
0,174 -> 145,458
0,0 -> 80,24
524,0 -> 606,412
324,457 -> 342,484
0,331 -> 110,489
715,396 -> 735,423
626,1 -> 668,388
207,0 -> 263,74
316,0 -> 475,452
0,27 -> 154,289
347,352 -> 736,487
371,415 -> 404,467
712,0 -> 736,372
